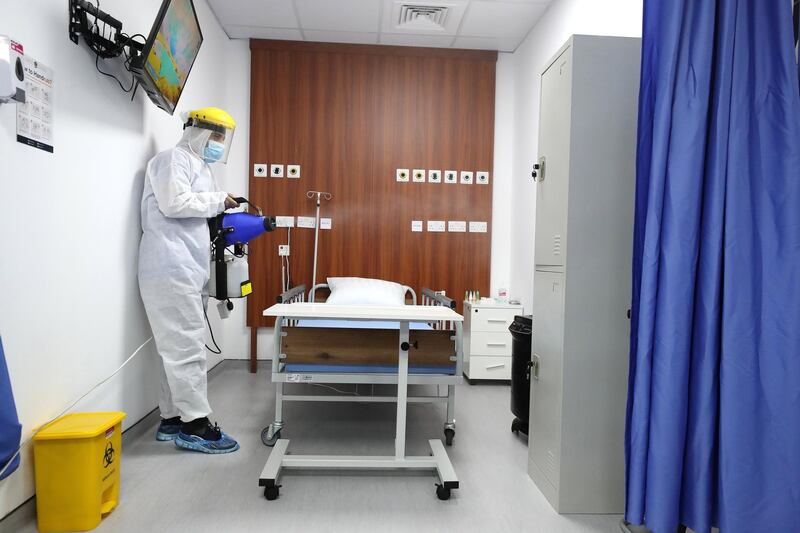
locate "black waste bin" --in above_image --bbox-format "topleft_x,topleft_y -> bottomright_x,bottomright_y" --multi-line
509,315 -> 533,435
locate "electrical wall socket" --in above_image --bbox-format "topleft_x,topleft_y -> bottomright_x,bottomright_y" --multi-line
427,220 -> 446,232
320,218 -> 332,230
448,221 -> 467,232
444,170 -> 457,184
254,164 -> 268,177
297,216 -> 316,228
411,220 -> 423,232
460,171 -> 474,184
278,245 -> 290,257
396,168 -> 409,182
412,169 -> 426,183
271,164 -> 284,178
469,221 -> 488,233
275,216 -> 295,228
428,170 -> 442,183
287,164 -> 300,178
476,171 -> 489,185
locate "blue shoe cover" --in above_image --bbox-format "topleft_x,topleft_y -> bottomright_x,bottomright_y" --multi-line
175,431 -> 240,454
156,418 -> 182,441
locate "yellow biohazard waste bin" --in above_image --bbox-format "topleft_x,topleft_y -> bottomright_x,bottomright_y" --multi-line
33,412 -> 126,532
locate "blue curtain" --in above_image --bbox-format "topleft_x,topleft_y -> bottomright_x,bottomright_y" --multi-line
0,336 -> 21,480
625,1 -> 800,533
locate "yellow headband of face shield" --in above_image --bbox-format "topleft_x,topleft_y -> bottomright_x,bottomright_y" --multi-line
186,107 -> 236,131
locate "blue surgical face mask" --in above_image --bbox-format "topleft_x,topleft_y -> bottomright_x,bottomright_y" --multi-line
203,140 -> 225,163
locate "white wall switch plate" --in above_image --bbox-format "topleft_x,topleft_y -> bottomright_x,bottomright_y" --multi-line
396,169 -> 410,182
444,170 -> 457,184
254,164 -> 268,177
287,164 -> 300,179
275,216 -> 294,228
320,218 -> 332,230
411,220 -> 423,232
297,216 -> 316,228
427,220 -> 446,232
460,171 -> 474,184
412,169 -> 426,183
476,171 -> 490,185
271,164 -> 284,178
448,221 -> 467,232
469,221 -> 488,233
428,170 -> 442,183
275,216 -> 295,228
278,245 -> 290,256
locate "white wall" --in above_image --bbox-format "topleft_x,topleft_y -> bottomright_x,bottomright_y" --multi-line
506,0 -> 643,313
490,53 -> 515,300
0,0 -> 249,518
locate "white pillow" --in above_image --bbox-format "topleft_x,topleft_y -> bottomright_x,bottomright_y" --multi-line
326,277 -> 406,306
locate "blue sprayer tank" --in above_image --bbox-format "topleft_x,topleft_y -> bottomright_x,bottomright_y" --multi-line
221,212 -> 276,245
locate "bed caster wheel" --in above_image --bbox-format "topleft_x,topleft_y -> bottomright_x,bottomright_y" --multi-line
444,428 -> 455,446
435,484 -> 451,501
262,426 -> 281,447
264,485 -> 280,501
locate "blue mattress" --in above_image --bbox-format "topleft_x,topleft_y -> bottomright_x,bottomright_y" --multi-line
296,319 -> 432,330
284,364 -> 456,375
289,319 -> 454,375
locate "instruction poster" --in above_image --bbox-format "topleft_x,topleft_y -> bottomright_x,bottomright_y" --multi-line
16,57 -> 54,153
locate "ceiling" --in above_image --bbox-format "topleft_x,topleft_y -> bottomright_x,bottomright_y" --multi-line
207,0 -> 553,52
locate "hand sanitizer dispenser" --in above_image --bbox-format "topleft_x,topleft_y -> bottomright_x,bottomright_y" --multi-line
0,35 -> 26,105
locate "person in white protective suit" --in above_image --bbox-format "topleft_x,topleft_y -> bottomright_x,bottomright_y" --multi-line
138,107 -> 241,454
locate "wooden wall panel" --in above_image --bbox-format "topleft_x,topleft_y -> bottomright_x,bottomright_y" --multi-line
248,40 -> 497,327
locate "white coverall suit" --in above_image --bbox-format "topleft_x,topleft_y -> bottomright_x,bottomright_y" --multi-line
138,129 -> 228,422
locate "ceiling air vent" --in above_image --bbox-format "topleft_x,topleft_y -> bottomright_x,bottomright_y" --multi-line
397,4 -> 450,31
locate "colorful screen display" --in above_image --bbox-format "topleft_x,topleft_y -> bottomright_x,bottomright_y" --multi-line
144,0 -> 202,109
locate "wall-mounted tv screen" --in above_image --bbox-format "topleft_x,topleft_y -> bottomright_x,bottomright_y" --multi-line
131,0 -> 203,114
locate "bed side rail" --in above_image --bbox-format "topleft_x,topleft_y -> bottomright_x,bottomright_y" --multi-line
421,288 -> 456,330
403,286 -> 417,306
278,284 -> 306,327
422,288 -> 455,309
278,284 -> 306,304
309,283 -> 329,303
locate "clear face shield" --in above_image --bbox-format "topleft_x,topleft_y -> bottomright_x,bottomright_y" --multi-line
181,118 -> 235,164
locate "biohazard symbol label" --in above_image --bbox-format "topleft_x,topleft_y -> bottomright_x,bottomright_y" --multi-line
103,442 -> 115,468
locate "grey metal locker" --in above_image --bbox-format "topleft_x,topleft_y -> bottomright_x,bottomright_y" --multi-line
528,35 -> 641,514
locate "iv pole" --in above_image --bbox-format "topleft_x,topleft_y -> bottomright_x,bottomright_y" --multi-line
307,190 -> 332,302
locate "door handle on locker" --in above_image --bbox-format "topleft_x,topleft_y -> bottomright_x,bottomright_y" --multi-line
487,319 -> 507,323
533,156 -> 546,182
486,363 -> 506,370
531,354 -> 541,380
487,342 -> 507,347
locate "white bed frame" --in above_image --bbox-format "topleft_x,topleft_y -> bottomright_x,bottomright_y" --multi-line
259,286 -> 463,501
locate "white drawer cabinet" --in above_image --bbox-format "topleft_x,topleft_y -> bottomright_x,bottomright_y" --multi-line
463,300 -> 523,381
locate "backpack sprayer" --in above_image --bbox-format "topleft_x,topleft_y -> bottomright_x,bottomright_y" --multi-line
209,197 -> 276,318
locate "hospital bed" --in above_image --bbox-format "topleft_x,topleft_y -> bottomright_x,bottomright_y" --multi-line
259,284 -> 464,501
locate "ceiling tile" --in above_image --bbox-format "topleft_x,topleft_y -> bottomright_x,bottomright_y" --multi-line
208,0 -> 298,29
453,35 -> 522,52
379,33 -> 456,48
459,1 -> 548,37
225,25 -> 304,40
304,30 -> 379,44
295,0 -> 381,32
